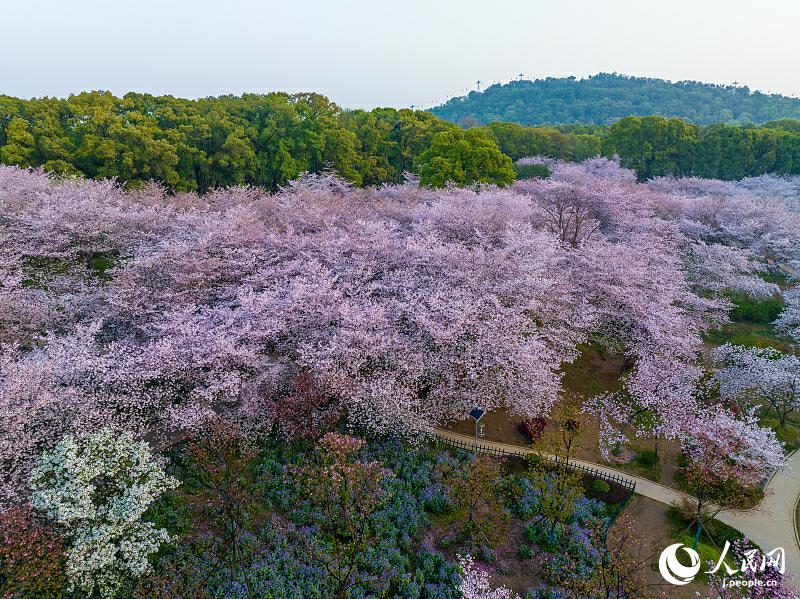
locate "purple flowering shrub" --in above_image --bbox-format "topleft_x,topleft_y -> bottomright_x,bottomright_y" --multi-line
502,472 -> 612,597
140,435 -> 462,598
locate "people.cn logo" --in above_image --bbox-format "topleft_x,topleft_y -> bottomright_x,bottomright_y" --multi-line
658,543 -> 701,585
658,541 -> 786,587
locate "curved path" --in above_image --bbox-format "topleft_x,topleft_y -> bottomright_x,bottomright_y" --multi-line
436,428 -> 800,578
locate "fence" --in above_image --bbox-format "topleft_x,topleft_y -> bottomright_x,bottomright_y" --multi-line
436,435 -> 637,495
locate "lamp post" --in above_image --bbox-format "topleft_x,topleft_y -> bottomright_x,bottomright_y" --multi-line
469,407 -> 486,455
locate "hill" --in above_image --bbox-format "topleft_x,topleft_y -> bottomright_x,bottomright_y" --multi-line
430,73 -> 800,126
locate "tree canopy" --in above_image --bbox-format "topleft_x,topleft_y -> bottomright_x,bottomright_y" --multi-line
0,91 -> 513,191
418,128 -> 515,187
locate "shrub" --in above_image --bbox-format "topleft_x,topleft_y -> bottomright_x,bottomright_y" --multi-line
635,450 -> 658,467
590,479 -> 611,494
0,505 -> 67,597
518,418 -> 547,442
519,544 -> 534,560
398,549 -> 461,598
439,535 -> 457,549
421,482 -> 454,515
30,429 -> 178,598
523,523 -> 538,544
477,545 -> 497,564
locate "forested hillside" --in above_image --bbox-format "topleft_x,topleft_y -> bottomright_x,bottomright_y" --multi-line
431,73 -> 800,126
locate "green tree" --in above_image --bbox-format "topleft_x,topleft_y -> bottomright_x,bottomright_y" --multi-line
417,128 -> 515,187
603,116 -> 698,180
448,454 -> 509,549
0,117 -> 36,166
528,402 -> 586,537
297,433 -> 389,599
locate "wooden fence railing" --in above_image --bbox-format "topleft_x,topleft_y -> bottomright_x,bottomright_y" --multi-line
436,435 -> 637,495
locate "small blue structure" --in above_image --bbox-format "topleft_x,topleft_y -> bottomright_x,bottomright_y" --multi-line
469,407 -> 485,454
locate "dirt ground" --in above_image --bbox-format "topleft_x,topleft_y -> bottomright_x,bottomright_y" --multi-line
620,495 -> 709,599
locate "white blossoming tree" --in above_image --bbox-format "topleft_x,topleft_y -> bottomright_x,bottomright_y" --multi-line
713,344 -> 800,428
775,287 -> 800,344
458,554 -> 521,599
30,429 -> 178,598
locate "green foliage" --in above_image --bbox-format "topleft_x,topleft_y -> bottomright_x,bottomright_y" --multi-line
513,162 -> 550,180
417,128 -> 515,188
0,93 -> 471,191
486,121 -> 600,162
602,116 -> 698,180
518,544 -> 534,560
590,479 -> 611,494
729,294 -> 785,324
431,73 -> 800,126
604,115 -> 800,180
633,450 -> 657,468
703,321 -> 793,352
666,507 -> 751,582
493,114 -> 800,182
447,454 -> 510,549
764,119 -> 800,132
6,85 -> 800,187
761,413 -> 800,452
141,435 -> 465,598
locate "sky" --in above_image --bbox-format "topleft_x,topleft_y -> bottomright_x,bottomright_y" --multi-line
2,0 -> 800,109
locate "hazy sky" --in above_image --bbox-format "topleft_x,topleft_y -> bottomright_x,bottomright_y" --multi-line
3,0 -> 799,109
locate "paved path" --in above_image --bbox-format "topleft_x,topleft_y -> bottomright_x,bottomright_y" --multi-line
716,449 -> 800,575
436,428 -> 800,579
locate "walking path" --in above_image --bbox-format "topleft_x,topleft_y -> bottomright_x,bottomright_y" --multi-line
436,428 -> 800,578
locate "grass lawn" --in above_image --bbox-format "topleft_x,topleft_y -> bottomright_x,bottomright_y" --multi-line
561,342 -> 625,398
760,412 -> 800,453
759,271 -> 793,287
703,321 -> 795,353
607,444 -> 660,482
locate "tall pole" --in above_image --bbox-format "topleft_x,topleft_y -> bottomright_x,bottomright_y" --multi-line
469,407 -> 484,457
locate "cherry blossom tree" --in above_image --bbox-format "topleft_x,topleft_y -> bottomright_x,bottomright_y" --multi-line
775,287 -> 800,344
516,180 -> 605,247
647,174 -> 800,266
680,407 -> 785,527
3,159 -> 797,504
713,344 -> 800,428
